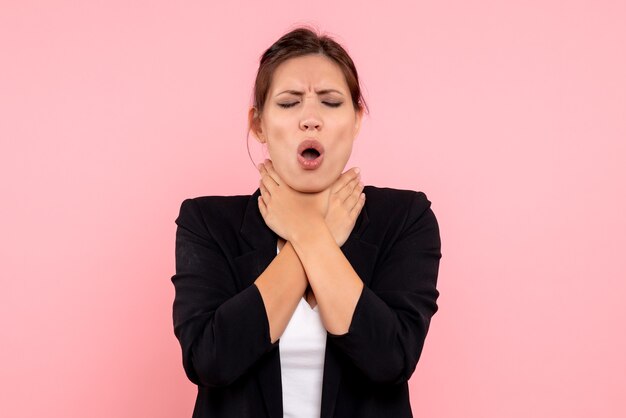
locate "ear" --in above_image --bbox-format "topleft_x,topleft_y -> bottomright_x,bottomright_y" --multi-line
248,107 -> 265,143
353,107 -> 363,139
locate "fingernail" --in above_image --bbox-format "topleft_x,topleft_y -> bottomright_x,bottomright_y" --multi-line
354,167 -> 360,174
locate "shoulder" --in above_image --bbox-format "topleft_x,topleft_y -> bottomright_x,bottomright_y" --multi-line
174,193 -> 251,234
361,186 -> 441,268
360,185 -> 439,251
363,185 -> 434,224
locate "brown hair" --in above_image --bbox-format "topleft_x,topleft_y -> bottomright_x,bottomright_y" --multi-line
247,25 -> 369,167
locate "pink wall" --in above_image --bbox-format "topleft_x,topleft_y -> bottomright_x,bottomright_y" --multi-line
1,1 -> 624,417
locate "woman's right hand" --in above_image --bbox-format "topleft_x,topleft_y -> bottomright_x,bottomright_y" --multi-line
324,167 -> 366,247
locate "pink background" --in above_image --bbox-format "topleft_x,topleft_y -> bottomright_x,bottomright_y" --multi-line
1,1 -> 625,417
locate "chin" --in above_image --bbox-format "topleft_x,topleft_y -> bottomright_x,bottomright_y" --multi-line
289,177 -> 329,194
292,183 -> 324,194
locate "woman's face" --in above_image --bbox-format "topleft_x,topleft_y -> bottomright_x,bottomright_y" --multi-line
251,54 -> 363,193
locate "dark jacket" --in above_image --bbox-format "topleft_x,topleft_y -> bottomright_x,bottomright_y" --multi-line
171,185 -> 442,417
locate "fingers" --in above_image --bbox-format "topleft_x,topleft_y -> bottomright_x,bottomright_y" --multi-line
344,179 -> 365,209
257,192 -> 267,215
331,167 -> 361,194
259,159 -> 281,187
256,161 -> 268,214
349,188 -> 366,219
258,160 -> 279,200
259,176 -> 270,200
337,174 -> 363,203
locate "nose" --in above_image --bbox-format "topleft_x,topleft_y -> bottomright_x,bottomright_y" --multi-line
300,118 -> 321,130
300,99 -> 323,131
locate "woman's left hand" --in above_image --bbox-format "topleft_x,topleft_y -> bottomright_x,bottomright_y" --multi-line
257,159 -> 328,243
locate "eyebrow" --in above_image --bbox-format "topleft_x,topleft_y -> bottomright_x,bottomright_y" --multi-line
275,89 -> 344,97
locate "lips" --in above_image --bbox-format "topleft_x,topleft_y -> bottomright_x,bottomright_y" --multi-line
296,138 -> 324,170
297,139 -> 325,157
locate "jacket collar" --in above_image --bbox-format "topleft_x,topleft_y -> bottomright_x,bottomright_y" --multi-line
234,187 -> 379,418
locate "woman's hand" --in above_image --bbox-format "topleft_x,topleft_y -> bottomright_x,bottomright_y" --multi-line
324,167 -> 366,247
257,160 -> 365,247
257,160 -> 327,243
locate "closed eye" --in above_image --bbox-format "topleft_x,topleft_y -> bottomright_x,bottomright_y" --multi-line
278,102 -> 343,109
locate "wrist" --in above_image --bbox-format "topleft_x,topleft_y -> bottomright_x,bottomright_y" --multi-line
291,217 -> 329,246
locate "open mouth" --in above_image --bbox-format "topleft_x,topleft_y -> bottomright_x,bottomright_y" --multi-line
297,139 -> 325,159
297,139 -> 325,169
300,148 -> 321,160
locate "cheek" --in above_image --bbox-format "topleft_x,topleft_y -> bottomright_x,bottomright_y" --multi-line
265,127 -> 295,156
331,127 -> 355,155
266,147 -> 293,180
267,142 -> 293,164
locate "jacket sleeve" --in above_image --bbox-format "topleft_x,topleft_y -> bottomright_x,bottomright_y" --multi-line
170,198 -> 279,388
327,191 -> 441,385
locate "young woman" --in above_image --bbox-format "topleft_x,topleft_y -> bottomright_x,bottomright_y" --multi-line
171,26 -> 442,418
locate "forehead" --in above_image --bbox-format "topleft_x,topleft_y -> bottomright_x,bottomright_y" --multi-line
270,54 -> 348,93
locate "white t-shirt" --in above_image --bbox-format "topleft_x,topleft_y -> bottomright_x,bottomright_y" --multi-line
277,244 -> 327,418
